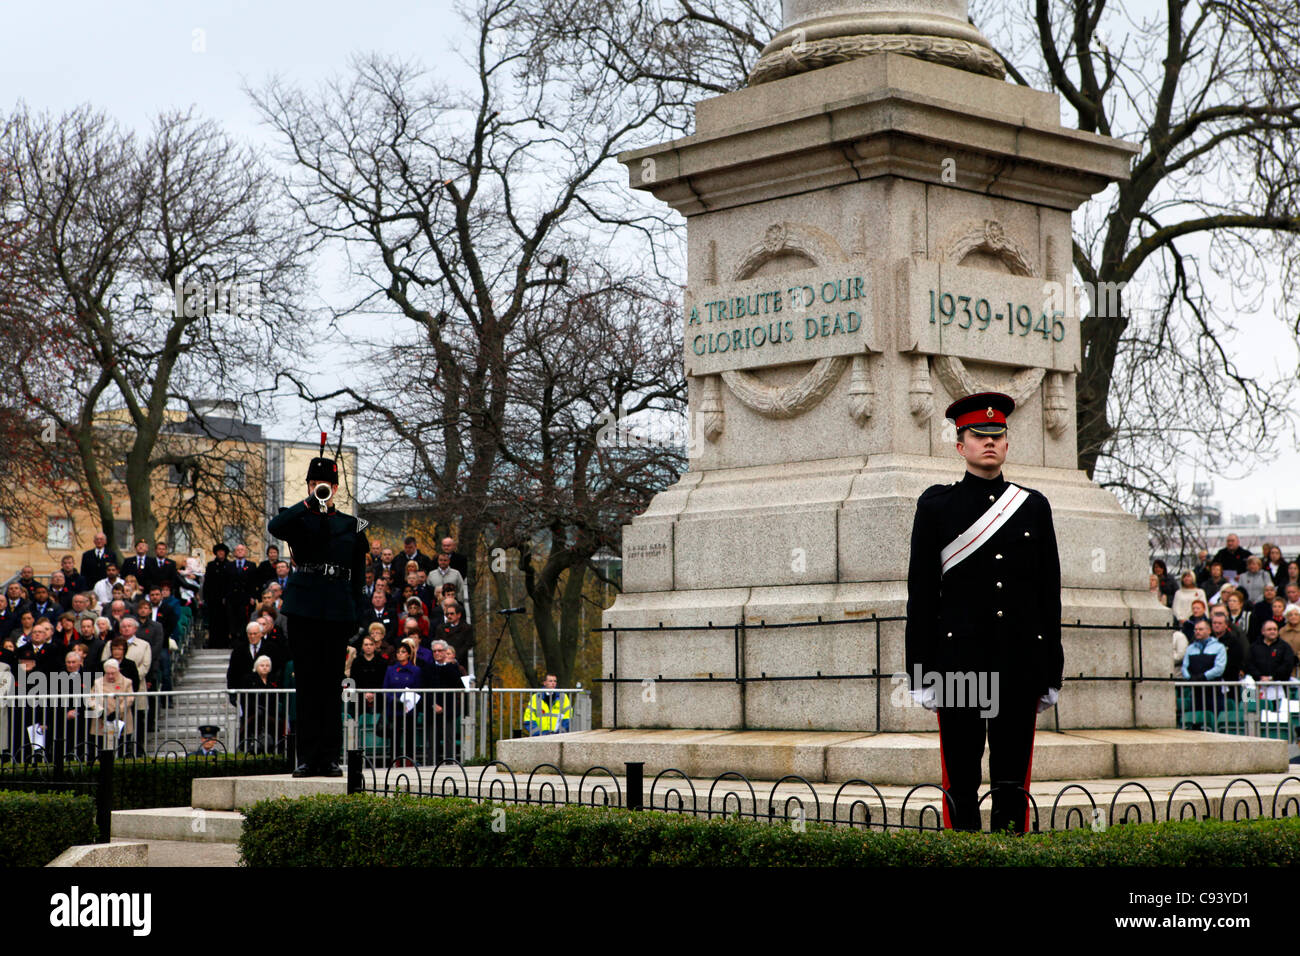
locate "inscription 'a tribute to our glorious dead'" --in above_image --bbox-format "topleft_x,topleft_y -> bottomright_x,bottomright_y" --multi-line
684,265 -> 878,376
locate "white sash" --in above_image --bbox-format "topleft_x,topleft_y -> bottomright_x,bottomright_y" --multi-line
940,483 -> 1029,575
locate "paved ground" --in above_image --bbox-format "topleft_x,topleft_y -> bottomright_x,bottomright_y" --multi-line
113,838 -> 240,867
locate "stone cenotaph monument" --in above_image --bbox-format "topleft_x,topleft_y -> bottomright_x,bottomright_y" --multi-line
499,0 -> 1286,782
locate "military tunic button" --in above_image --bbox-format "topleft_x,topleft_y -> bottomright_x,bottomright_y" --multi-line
947,632 -> 953,638
996,582 -> 1003,588
1024,531 -> 1030,537
989,495 -> 995,502
996,610 -> 1003,617
995,554 -> 1002,560
1037,634 -> 1043,640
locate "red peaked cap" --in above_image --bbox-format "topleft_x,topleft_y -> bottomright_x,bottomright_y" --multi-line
945,391 -> 1015,436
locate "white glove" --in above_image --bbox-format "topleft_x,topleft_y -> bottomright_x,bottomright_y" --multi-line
1036,687 -> 1059,714
910,686 -> 939,712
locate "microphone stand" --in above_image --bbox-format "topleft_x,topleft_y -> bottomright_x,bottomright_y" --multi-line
480,615 -> 511,762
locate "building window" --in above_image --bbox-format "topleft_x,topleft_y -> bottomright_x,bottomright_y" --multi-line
47,516 -> 73,550
169,523 -> 192,556
224,460 -> 246,490
113,520 -> 134,553
0,516 -> 10,547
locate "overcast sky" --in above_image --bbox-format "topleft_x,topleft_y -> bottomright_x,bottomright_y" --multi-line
4,0 -> 1296,519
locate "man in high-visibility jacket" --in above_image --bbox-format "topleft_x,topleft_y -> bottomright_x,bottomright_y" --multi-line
524,674 -> 572,736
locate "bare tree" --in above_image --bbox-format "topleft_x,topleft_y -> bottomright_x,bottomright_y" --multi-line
0,162 -> 66,537
484,264 -> 685,685
965,0 -> 1300,563
251,0 -> 696,680
0,104 -> 309,548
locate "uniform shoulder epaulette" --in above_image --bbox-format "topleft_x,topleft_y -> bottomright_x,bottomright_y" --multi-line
1011,483 -> 1054,512
918,483 -> 955,502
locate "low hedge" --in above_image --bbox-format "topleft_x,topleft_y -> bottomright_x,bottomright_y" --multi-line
0,790 -> 96,867
110,754 -> 287,809
0,753 -> 287,810
239,794 -> 1300,867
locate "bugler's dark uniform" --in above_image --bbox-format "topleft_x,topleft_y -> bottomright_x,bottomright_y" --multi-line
268,459 -> 369,775
905,392 -> 1063,834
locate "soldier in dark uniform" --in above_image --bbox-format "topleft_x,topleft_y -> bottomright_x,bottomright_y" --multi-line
267,444 -> 369,777
905,392 -> 1063,834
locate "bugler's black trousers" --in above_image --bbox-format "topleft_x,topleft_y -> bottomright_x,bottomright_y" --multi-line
287,615 -> 352,768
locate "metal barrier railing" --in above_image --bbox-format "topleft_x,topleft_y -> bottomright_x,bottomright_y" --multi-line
0,686 -> 295,762
344,686 -> 591,766
0,685 -> 591,766
1174,679 -> 1300,749
593,617 -> 1205,730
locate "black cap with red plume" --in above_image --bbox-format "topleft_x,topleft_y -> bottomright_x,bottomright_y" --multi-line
307,431 -> 339,483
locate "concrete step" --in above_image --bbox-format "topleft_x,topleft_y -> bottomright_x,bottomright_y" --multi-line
111,807 -> 246,844
111,838 -> 240,867
497,728 -> 1291,785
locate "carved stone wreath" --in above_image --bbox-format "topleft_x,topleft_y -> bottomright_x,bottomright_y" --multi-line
749,34 -> 1005,86
704,221 -> 867,432
732,221 -> 847,279
932,355 -> 1045,411
721,357 -> 850,419
937,219 -> 1035,277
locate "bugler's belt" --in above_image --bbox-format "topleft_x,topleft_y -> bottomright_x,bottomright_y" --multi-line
297,563 -> 351,580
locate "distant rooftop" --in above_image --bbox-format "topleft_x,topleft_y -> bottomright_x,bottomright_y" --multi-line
170,414 -> 264,443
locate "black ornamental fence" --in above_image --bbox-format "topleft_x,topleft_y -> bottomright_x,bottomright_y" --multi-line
345,754 -> 1300,834
0,747 -> 292,844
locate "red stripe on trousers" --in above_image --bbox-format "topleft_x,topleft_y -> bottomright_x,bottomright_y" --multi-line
1023,706 -> 1037,832
937,712 -> 952,829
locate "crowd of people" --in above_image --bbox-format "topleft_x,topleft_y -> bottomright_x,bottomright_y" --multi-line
0,531 -> 483,758
0,533 -> 193,757
207,532 -> 478,757
1150,534 -> 1300,695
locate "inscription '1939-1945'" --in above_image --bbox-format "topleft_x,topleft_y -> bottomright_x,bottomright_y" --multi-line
687,275 -> 867,357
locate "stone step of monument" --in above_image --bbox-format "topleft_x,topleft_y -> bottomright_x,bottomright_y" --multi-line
108,837 -> 241,867
496,728 -> 1291,786
111,807 -> 246,844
